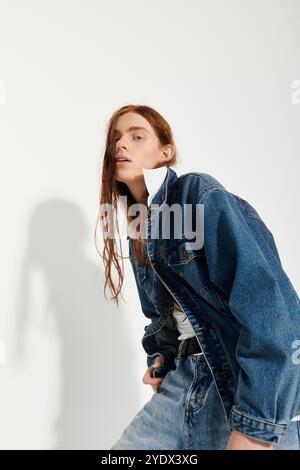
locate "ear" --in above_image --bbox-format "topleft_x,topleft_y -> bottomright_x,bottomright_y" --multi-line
160,144 -> 174,163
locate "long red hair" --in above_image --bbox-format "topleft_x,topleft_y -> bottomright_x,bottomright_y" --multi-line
95,104 -> 179,305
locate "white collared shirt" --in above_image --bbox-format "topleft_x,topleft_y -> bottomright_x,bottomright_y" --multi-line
142,166 -> 168,207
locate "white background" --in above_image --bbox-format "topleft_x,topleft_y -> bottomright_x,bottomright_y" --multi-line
0,0 -> 299,449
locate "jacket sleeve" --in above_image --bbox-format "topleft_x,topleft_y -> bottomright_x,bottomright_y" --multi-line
129,241 -> 180,378
201,188 -> 300,444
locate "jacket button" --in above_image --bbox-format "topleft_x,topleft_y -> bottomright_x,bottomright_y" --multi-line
185,407 -> 193,414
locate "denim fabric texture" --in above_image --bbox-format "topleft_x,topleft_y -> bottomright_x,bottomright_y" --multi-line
118,167 -> 300,446
111,354 -> 300,450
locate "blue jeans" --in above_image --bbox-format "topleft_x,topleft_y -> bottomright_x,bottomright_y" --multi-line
111,353 -> 300,450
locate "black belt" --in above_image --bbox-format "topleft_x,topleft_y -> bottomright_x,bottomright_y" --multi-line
176,336 -> 203,358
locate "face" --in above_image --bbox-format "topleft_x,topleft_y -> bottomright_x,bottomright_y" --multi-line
112,112 -> 172,184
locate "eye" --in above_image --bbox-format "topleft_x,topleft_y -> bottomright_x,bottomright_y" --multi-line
133,135 -> 143,140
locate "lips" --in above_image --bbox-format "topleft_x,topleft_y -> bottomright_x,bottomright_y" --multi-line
115,155 -> 131,162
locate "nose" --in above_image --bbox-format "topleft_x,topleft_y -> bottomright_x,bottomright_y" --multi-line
115,135 -> 128,152
116,143 -> 126,153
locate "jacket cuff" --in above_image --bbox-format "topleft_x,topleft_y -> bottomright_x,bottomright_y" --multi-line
229,406 -> 286,444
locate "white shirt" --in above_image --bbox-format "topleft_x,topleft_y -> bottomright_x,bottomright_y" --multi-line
142,166 -> 168,207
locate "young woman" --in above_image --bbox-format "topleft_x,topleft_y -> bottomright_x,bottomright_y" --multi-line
96,104 -> 300,450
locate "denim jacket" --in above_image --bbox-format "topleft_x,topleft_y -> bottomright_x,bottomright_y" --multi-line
127,166 -> 300,444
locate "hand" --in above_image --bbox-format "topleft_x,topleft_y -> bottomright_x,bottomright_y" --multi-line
142,356 -> 164,393
226,430 -> 273,450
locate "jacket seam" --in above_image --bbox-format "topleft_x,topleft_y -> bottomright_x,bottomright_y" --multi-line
198,187 -> 223,204
176,173 -> 223,199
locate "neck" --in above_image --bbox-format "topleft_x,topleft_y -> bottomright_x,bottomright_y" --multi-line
126,175 -> 148,205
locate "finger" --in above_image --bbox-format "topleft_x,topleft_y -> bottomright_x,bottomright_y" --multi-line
151,356 -> 162,367
144,365 -> 162,381
146,368 -> 164,380
142,373 -> 163,385
148,359 -> 163,376
152,382 -> 162,392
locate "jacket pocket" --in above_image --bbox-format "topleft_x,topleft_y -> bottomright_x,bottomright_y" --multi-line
167,242 -> 205,266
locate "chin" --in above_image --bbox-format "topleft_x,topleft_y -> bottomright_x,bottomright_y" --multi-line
115,173 -> 130,184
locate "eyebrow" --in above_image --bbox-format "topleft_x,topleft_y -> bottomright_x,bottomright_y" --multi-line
113,126 -> 150,134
